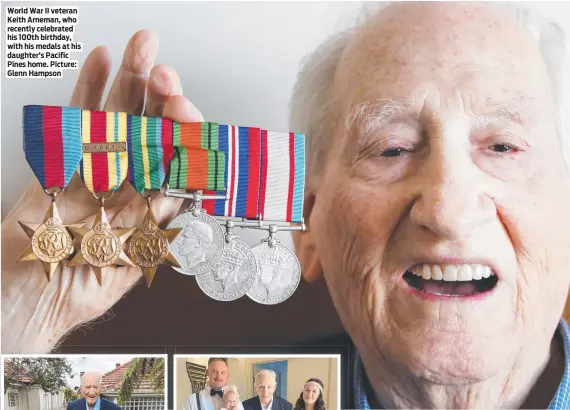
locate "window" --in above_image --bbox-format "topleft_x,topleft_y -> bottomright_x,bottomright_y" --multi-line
8,393 -> 18,408
121,396 -> 165,410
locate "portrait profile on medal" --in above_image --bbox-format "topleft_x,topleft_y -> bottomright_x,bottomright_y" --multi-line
196,239 -> 258,301
248,244 -> 301,305
257,263 -> 285,298
212,249 -> 243,292
176,219 -> 213,269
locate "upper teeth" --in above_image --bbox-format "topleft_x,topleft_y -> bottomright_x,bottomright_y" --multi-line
409,264 -> 494,281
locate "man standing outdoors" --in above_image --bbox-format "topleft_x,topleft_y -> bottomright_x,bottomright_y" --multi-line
67,371 -> 121,410
242,370 -> 292,410
185,358 -> 245,410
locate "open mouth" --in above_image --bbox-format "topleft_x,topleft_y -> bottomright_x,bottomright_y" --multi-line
403,264 -> 498,297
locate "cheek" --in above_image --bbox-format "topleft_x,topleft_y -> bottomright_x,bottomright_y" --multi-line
312,173 -> 409,339
498,172 -> 570,324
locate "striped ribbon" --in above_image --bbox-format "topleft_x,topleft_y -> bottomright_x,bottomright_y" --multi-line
201,125 -> 261,219
127,114 -> 174,193
262,131 -> 305,223
79,110 -> 129,193
201,127 -> 305,223
173,121 -> 222,150
21,105 -> 304,222
168,147 -> 226,191
22,105 -> 82,190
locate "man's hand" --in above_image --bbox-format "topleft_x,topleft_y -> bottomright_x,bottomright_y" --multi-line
1,30 -> 203,353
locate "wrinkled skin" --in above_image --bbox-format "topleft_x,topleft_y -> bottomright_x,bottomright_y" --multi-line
256,374 -> 276,406
294,2 -> 570,409
1,30 -> 204,352
2,3 -> 570,408
82,374 -> 101,407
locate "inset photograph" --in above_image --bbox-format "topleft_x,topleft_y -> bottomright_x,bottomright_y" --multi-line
3,354 -> 167,410
174,355 -> 339,410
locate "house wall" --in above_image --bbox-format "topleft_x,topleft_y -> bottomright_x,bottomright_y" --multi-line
4,386 -> 64,410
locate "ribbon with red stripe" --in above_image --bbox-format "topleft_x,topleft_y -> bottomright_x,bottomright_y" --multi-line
202,126 -> 305,223
127,114 -> 174,192
23,105 -> 83,190
201,125 -> 263,218
261,131 -> 305,223
79,110 -> 129,193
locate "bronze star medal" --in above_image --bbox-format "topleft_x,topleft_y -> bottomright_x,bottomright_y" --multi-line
128,203 -> 183,287
68,206 -> 136,285
16,201 -> 85,281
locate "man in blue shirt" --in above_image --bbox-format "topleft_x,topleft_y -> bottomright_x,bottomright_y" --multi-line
3,1 -> 570,409
288,2 -> 570,408
67,372 -> 121,410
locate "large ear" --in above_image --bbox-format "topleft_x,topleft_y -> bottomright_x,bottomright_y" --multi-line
292,190 -> 322,283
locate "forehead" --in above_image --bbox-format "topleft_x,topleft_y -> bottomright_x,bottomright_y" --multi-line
336,3 -> 555,120
83,375 -> 99,385
225,392 -> 237,400
257,374 -> 274,384
208,361 -> 227,371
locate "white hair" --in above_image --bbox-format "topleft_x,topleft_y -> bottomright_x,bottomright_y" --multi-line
289,2 -> 570,180
81,371 -> 102,387
255,369 -> 277,387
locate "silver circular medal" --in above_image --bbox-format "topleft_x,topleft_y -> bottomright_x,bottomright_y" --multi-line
247,242 -> 301,305
167,210 -> 225,275
196,237 -> 259,301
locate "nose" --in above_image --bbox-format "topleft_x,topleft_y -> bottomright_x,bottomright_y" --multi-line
409,145 -> 494,241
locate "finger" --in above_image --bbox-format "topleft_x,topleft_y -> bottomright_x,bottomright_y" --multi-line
103,30 -> 159,114
163,95 -> 205,122
144,64 -> 183,117
69,46 -> 112,110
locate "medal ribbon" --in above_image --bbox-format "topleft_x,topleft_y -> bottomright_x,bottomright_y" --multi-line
168,146 -> 226,191
79,110 -> 129,193
127,114 -> 174,192
260,131 -> 305,223
201,125 -> 262,219
172,121 -> 221,150
202,127 -> 305,223
23,105 -> 83,190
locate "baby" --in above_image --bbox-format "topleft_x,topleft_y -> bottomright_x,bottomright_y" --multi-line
222,385 -> 240,410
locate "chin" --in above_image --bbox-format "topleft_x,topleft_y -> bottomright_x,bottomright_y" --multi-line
393,328 -> 521,384
351,279 -> 525,385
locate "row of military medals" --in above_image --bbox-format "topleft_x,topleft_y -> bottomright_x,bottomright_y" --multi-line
16,106 -> 304,305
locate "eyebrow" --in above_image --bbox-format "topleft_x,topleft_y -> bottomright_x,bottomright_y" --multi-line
346,96 -> 530,136
346,98 -> 416,133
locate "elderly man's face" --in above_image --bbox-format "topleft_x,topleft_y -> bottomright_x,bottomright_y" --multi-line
81,375 -> 100,406
303,3 -> 570,385
256,374 -> 276,403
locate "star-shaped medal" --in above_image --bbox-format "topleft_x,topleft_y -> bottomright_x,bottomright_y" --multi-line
68,206 -> 136,286
16,201 -> 86,282
127,204 -> 182,287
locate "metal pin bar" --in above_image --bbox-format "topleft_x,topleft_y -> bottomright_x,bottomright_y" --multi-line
240,222 -> 306,233
164,189 -> 227,201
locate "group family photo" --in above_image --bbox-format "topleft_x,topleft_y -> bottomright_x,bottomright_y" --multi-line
176,357 -> 338,410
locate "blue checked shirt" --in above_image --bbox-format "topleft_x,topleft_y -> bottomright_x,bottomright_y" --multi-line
354,319 -> 570,409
